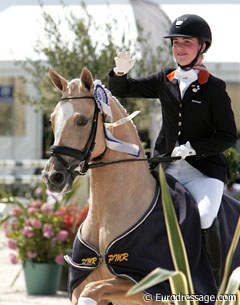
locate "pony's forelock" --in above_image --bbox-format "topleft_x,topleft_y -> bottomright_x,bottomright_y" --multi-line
68,79 -> 81,90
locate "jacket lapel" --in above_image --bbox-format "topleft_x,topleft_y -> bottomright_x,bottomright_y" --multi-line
183,81 -> 200,100
166,71 -> 181,101
184,70 -> 210,100
167,69 -> 210,101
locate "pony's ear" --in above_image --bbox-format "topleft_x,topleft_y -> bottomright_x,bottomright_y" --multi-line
80,67 -> 94,92
49,68 -> 68,92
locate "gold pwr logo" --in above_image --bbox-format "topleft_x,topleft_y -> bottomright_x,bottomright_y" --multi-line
107,253 -> 129,263
81,257 -> 98,265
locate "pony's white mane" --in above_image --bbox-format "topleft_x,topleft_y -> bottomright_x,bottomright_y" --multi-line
107,89 -> 144,152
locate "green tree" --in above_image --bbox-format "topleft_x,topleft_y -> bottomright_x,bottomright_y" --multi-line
18,1 -> 172,156
223,147 -> 240,188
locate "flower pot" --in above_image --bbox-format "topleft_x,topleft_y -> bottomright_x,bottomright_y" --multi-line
58,265 -> 69,292
58,250 -> 72,292
23,261 -> 62,295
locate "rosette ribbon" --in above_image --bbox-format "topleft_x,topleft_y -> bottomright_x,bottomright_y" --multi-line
94,80 -> 140,157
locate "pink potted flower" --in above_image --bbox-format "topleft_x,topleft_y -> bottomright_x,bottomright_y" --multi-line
0,183 -> 88,295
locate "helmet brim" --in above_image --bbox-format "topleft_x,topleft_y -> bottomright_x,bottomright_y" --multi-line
164,34 -> 194,39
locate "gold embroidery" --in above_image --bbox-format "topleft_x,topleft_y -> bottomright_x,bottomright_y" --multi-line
81,257 -> 98,265
108,253 -> 129,263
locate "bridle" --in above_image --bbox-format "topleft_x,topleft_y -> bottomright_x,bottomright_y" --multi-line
48,95 -> 180,177
48,96 -> 99,175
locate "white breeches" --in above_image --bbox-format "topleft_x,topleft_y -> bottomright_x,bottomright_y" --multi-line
165,160 -> 224,229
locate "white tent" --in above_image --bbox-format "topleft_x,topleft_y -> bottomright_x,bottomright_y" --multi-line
0,0 -> 170,61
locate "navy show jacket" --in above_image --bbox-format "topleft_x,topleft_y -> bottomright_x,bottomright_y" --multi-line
108,68 -> 237,183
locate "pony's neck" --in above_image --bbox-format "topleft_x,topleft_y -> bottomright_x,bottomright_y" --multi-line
91,95 -> 155,196
82,96 -> 156,251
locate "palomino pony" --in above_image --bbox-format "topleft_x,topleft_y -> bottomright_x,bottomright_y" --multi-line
42,68 -> 240,305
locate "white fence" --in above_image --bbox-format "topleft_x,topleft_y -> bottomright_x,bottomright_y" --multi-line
0,159 -> 90,212
0,160 -> 47,184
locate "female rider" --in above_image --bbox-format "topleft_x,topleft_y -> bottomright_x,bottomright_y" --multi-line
108,14 -> 237,285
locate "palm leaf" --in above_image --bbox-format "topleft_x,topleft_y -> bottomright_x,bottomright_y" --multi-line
216,217 -> 240,305
127,267 -> 178,295
127,267 -> 191,305
222,267 -> 240,305
159,165 -> 196,301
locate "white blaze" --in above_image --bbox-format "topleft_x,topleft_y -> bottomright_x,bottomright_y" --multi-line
54,102 -> 74,145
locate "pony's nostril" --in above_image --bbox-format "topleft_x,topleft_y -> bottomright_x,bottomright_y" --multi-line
49,172 -> 65,185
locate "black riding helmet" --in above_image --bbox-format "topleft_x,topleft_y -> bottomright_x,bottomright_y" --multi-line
164,14 -> 212,69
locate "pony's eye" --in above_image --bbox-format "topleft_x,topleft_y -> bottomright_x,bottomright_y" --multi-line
75,115 -> 88,126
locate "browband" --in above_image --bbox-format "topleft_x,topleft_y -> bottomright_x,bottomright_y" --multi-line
59,96 -> 95,101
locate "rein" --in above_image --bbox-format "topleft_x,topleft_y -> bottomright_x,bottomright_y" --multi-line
48,95 -> 181,175
87,155 -> 181,169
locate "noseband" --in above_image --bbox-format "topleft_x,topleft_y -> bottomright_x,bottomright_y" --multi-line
48,96 -> 99,175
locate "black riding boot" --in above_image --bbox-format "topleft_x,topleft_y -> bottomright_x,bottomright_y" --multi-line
202,218 -> 222,286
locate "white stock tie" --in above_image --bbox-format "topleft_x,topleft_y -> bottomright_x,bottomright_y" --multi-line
174,68 -> 198,98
